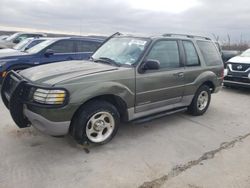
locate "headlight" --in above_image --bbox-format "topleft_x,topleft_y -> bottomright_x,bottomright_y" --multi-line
224,68 -> 228,76
33,88 -> 67,105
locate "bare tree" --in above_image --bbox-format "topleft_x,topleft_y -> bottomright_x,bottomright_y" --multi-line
227,34 -> 231,47
212,33 -> 220,41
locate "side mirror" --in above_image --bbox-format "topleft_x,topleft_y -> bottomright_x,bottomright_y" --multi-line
24,47 -> 29,51
140,59 -> 160,73
13,38 -> 21,44
44,49 -> 54,57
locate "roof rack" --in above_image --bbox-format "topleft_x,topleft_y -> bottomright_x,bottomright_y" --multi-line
162,33 -> 211,41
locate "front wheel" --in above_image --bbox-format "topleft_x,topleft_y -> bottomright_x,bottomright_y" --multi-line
188,85 -> 211,116
70,100 -> 120,145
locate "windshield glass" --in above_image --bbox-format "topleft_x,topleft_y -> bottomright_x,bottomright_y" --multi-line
241,49 -> 250,57
5,33 -> 19,42
92,37 -> 149,66
27,39 -> 54,54
13,38 -> 31,50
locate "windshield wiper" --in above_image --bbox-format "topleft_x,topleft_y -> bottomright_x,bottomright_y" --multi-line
92,57 -> 120,67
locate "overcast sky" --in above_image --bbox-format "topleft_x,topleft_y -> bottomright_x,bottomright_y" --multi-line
0,0 -> 250,42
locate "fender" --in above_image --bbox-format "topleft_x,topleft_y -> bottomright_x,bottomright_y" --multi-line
70,81 -> 135,108
184,70 -> 220,96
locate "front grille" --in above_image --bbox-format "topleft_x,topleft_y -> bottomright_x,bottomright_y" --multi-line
4,75 -> 19,97
230,63 -> 250,71
225,76 -> 250,83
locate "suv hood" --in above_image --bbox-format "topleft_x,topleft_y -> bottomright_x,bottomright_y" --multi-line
0,50 -> 28,59
19,60 -> 119,85
0,41 -> 14,49
228,56 -> 250,64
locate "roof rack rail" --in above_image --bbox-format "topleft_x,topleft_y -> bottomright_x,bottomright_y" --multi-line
162,33 -> 211,41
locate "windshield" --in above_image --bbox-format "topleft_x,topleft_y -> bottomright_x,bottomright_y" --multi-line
13,38 -> 32,50
92,37 -> 149,66
5,33 -> 20,42
240,49 -> 250,57
27,39 -> 54,54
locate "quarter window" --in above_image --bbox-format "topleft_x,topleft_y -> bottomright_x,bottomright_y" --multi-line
197,41 -> 222,66
50,40 -> 75,53
183,41 -> 200,66
147,40 -> 180,69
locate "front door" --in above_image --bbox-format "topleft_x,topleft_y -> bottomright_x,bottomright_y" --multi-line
135,39 -> 185,113
39,40 -> 77,65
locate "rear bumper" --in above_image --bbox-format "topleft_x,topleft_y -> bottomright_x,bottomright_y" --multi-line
214,86 -> 223,93
24,108 -> 70,136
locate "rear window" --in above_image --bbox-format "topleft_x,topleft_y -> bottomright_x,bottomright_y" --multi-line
76,41 -> 100,52
50,40 -> 75,53
197,41 -> 222,66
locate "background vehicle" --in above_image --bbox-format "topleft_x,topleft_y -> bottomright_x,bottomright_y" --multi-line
0,38 -> 47,55
0,32 -> 46,49
1,33 -> 224,145
213,41 -> 240,65
224,49 -> 250,88
0,35 -> 9,40
222,50 -> 241,65
0,37 -> 103,83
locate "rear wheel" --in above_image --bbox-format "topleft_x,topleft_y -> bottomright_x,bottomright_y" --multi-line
188,85 -> 211,116
70,100 -> 120,145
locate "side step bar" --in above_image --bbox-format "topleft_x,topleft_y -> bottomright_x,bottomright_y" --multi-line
132,107 -> 187,124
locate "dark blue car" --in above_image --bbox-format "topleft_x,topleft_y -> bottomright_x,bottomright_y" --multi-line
0,37 -> 103,82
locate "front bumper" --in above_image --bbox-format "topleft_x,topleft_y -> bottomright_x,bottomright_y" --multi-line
1,71 -> 73,136
224,74 -> 250,88
24,107 -> 70,136
224,63 -> 250,88
223,78 -> 250,88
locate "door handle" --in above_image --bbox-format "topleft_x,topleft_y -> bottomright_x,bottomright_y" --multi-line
173,72 -> 184,78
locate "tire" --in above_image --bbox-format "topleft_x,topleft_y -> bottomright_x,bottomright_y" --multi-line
70,100 -> 120,145
188,85 -> 211,116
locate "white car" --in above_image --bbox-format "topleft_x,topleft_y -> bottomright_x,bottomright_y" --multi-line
224,49 -> 250,88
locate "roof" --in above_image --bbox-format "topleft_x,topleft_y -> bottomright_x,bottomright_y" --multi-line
41,36 -> 104,42
112,32 -> 212,41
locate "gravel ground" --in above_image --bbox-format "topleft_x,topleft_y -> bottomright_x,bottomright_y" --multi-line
0,87 -> 249,188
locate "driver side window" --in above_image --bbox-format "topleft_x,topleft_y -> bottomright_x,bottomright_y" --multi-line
147,40 -> 180,69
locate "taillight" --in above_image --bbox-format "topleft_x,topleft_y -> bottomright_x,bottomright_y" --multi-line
0,71 -> 7,77
221,69 -> 224,78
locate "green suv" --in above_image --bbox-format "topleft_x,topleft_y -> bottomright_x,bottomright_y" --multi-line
1,33 -> 224,145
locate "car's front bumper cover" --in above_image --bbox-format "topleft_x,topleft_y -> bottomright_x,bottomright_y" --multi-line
1,71 -> 72,136
224,74 -> 250,88
24,107 -> 70,136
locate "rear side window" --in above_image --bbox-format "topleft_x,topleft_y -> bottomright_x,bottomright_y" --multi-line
197,41 -> 222,66
50,40 -> 75,53
147,40 -> 180,69
183,41 -> 200,66
76,41 -> 100,52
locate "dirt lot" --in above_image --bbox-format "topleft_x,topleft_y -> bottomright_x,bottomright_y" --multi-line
0,87 -> 250,188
